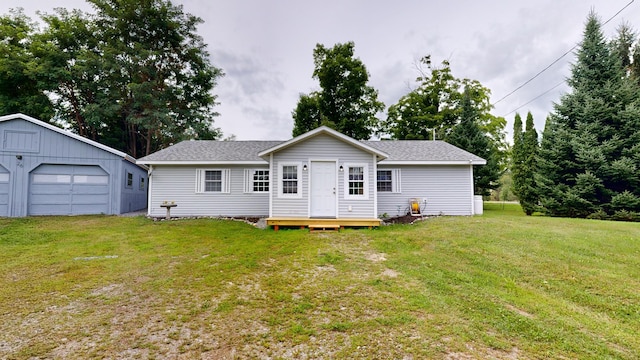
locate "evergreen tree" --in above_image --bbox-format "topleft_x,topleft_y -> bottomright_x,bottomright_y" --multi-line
511,113 -> 525,206
537,13 -> 640,219
519,112 -> 539,215
292,42 -> 384,139
447,87 -> 501,196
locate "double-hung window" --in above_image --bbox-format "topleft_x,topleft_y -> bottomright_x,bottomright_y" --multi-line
196,169 -> 230,193
278,163 -> 302,198
344,164 -> 368,199
376,169 -> 401,193
244,169 -> 269,193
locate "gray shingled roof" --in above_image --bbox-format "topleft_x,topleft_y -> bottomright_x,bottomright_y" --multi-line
138,138 -> 485,164
138,140 -> 284,162
363,140 -> 485,163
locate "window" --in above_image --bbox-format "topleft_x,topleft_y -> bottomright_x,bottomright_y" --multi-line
377,169 -> 401,193
126,172 -> 133,188
32,174 -> 71,183
196,169 -> 230,193
0,173 -> 9,182
348,167 -> 364,195
343,164 -> 368,199
244,169 -> 269,193
205,170 -> 222,192
282,166 -> 298,194
74,175 -> 109,184
139,177 -> 146,190
278,163 -> 302,198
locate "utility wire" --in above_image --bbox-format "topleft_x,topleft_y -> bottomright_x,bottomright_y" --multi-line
501,81 -> 565,117
491,0 -> 635,108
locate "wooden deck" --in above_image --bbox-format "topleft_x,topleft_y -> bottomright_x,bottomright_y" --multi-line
266,217 -> 381,231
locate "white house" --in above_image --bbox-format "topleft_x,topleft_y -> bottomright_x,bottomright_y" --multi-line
137,126 -> 486,229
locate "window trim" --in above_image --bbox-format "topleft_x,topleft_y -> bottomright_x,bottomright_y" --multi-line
125,171 -> 133,188
244,169 -> 270,193
139,176 -> 146,190
278,162 -> 302,198
343,163 -> 369,200
195,169 -> 231,194
376,169 -> 401,193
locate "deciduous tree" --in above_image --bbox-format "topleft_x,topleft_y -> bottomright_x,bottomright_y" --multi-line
446,87 -> 501,196
0,10 -> 53,120
292,42 -> 384,139
382,56 -> 507,168
32,0 -> 224,157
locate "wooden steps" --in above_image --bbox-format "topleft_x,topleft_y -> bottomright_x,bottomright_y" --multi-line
266,217 -> 381,232
308,224 -> 341,232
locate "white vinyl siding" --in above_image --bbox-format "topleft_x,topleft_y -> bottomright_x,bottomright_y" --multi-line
148,165 -> 269,217
195,169 -> 230,193
376,169 -> 401,193
270,134 -> 375,218
377,165 -> 474,216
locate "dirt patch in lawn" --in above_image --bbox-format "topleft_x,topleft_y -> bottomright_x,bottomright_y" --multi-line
382,214 -> 428,225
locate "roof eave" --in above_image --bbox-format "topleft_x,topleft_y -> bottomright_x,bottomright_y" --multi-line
379,160 -> 487,165
136,160 -> 269,166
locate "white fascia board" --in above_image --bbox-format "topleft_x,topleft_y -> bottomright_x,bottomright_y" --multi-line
379,160 -> 487,165
136,160 -> 269,166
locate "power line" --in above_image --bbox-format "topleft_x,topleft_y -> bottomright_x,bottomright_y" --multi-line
501,81 -> 565,118
491,0 -> 635,108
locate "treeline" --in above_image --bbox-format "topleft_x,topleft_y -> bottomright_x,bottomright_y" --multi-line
512,13 -> 640,221
0,0 -> 223,157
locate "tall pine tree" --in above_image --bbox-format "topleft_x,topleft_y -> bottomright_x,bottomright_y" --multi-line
520,112 -> 539,215
537,13 -> 640,219
511,114 -> 525,206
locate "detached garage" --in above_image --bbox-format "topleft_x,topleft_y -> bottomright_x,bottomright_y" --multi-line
0,113 -> 147,217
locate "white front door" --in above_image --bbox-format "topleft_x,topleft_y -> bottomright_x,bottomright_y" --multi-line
310,161 -> 337,218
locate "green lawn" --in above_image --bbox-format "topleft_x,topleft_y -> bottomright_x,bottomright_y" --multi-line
1,204 -> 639,359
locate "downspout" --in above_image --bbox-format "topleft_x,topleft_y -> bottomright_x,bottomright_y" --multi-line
469,160 -> 475,215
268,153 -> 273,218
147,165 -> 153,217
373,153 -> 378,219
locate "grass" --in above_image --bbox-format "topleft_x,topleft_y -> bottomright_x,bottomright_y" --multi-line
1,204 -> 639,359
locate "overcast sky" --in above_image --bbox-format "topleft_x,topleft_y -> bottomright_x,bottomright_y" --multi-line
2,0 -> 639,141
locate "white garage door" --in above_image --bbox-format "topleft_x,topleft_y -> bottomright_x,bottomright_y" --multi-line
0,165 -> 9,217
29,164 -> 110,215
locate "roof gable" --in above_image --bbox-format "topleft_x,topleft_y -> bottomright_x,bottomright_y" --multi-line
0,113 -> 136,163
257,126 -> 388,160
